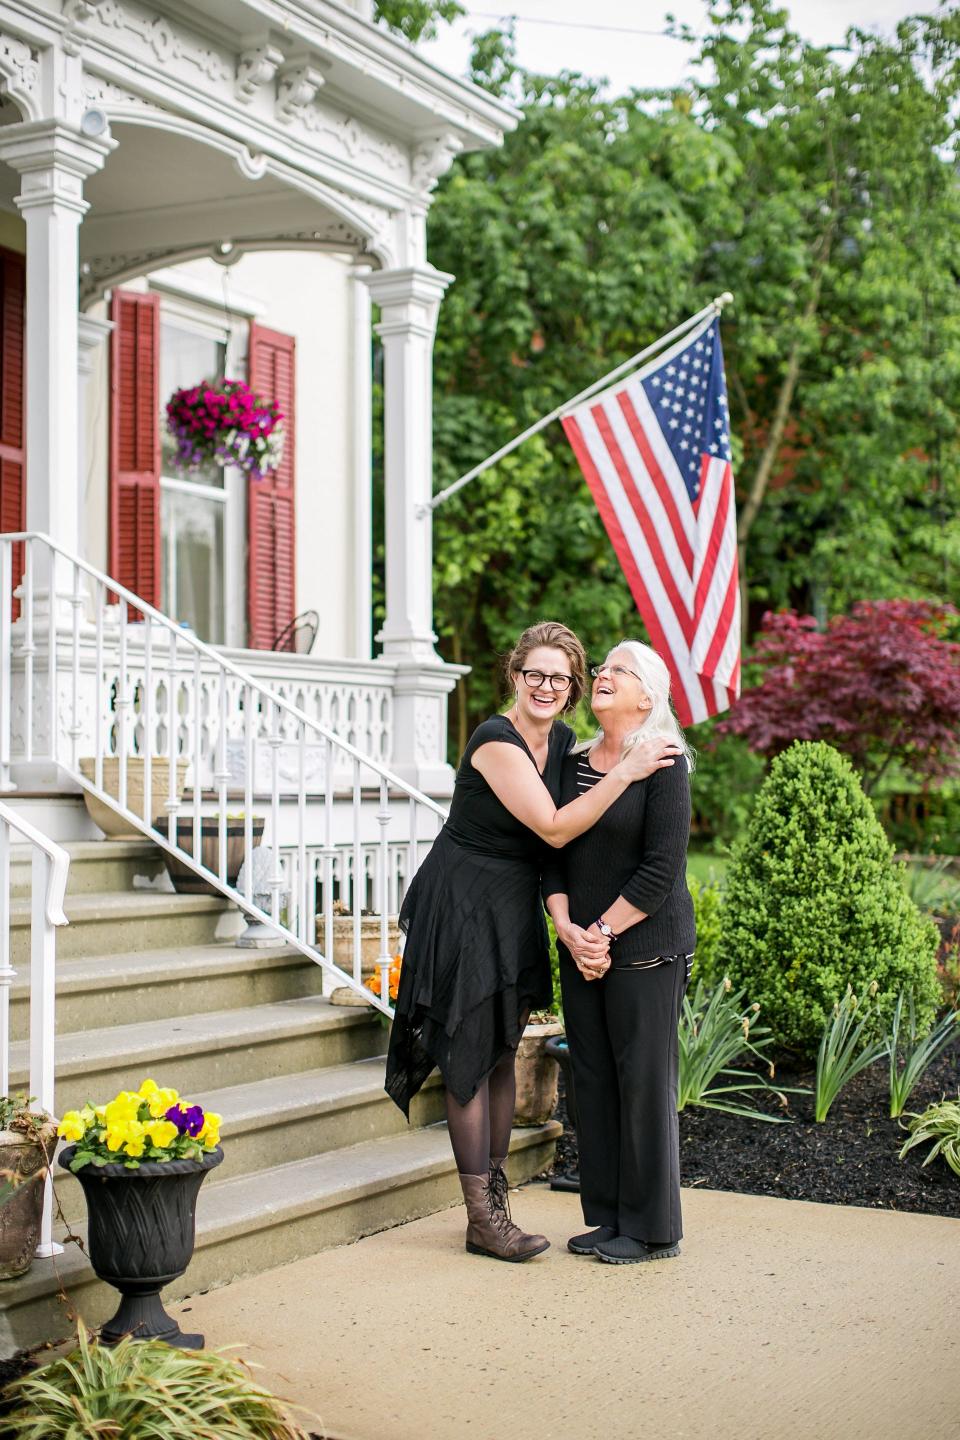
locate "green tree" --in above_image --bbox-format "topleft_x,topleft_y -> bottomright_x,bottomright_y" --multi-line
374,0 -> 463,44
717,741 -> 941,1056
418,6 -> 960,745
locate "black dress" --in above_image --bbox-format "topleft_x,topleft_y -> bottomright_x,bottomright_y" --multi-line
385,715 -> 575,1116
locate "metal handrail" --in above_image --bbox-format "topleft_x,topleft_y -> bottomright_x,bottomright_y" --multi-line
0,532 -> 449,1013
0,798 -> 70,1256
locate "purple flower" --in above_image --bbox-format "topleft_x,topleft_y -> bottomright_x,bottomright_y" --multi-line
166,1104 -> 205,1137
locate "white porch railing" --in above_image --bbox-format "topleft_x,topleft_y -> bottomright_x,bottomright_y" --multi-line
0,533 -> 448,1015
0,797 -> 69,1256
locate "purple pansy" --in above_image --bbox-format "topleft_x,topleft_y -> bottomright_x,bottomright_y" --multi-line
166,1103 -> 205,1137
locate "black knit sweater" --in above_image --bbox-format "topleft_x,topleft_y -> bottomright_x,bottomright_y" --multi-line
542,750 -> 696,964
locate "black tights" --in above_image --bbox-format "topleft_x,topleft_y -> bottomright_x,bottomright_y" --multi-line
445,1014 -> 529,1175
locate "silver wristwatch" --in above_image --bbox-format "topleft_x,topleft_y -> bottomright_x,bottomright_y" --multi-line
593,917 -> 617,941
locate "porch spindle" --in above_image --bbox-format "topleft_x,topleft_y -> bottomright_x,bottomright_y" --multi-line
94,580 -> 104,791
30,847 -> 62,1258
377,776 -> 392,1005
216,674 -> 230,887
352,758 -> 362,985
323,737 -> 334,965
297,721 -> 307,943
270,699 -> 282,926
243,682 -> 253,908
46,553 -> 58,768
22,539 -> 33,763
193,650 -> 202,877
69,562 -> 82,771
142,619 -> 153,826
166,630 -> 179,849
0,541 -> 11,790
117,604 -> 128,813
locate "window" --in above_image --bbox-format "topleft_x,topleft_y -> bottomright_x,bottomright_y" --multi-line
159,318 -> 230,644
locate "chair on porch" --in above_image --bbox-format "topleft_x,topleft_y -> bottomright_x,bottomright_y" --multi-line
271,610 -> 319,655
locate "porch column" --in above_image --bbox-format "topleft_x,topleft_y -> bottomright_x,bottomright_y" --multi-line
0,121 -> 115,575
363,265 -> 461,795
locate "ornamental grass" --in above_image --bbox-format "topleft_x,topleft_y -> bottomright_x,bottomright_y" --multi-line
3,1321 -> 312,1438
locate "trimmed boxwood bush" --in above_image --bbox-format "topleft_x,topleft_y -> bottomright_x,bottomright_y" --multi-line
717,741 -> 940,1056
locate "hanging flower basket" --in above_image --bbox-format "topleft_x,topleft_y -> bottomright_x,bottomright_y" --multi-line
165,378 -> 284,482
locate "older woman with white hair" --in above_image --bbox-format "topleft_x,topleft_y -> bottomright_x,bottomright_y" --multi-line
543,639 -> 695,1265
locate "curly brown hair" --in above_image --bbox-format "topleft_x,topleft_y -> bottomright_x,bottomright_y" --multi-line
505,620 -> 587,713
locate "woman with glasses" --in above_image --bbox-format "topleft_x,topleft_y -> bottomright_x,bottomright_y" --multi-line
544,640 -> 695,1265
385,621 -> 680,1264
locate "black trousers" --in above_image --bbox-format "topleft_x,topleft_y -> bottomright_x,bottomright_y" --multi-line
559,948 -> 689,1244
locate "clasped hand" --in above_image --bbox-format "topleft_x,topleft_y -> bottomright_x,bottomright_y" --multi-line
559,922 -> 610,982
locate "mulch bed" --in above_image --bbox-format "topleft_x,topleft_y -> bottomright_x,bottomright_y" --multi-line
551,1035 -> 960,1217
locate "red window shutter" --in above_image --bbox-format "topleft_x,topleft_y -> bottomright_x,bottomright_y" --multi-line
109,288 -> 160,615
0,249 -> 25,619
247,322 -> 296,649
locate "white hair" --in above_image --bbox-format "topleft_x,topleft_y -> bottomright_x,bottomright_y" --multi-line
583,638 -> 695,771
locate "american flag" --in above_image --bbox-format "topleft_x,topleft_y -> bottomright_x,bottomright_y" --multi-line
561,317 -> 740,727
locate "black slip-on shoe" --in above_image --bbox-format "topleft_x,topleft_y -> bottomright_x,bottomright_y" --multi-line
594,1235 -> 681,1265
567,1225 -> 618,1256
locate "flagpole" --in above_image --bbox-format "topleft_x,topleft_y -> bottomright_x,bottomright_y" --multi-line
421,290 -> 734,516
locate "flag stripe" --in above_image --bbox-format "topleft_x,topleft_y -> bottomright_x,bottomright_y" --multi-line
591,403 -> 694,640
616,390 -> 694,576
562,413 -> 708,725
562,316 -> 740,725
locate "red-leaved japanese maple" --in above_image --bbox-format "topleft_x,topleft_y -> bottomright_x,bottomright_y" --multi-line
720,601 -> 960,792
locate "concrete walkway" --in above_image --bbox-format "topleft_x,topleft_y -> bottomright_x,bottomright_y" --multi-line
172,1184 -> 960,1440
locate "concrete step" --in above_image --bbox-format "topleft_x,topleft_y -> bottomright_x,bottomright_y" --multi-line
8,890 -> 238,965
0,1121 -> 561,1357
54,1057 -> 447,1221
7,942 -> 325,1040
8,838 -> 165,898
8,997 -> 387,1111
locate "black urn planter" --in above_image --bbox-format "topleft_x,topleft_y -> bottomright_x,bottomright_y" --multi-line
59,1144 -> 223,1348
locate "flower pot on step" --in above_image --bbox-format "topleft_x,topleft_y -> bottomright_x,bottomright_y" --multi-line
79,757 -> 188,840
0,1129 -> 50,1280
159,817 -> 265,894
513,1017 -> 564,1126
58,1143 -> 223,1347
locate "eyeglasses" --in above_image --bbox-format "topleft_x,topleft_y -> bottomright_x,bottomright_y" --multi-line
519,669 -> 573,692
590,663 -> 644,683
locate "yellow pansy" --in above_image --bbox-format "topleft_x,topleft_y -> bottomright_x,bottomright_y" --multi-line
79,1104 -> 96,1128
143,1119 -> 178,1150
123,1136 -> 145,1158
199,1111 -> 222,1149
57,1111 -> 87,1143
106,1117 -> 144,1152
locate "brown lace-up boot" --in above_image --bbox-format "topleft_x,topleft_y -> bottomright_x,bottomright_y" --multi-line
458,1172 -> 550,1262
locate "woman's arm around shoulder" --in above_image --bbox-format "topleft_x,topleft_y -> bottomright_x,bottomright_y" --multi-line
471,727 -> 683,848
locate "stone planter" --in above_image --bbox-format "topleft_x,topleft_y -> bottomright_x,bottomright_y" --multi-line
159,817 -> 265,895
0,1130 -> 48,1280
59,1144 -> 223,1347
79,757 -> 188,840
513,1018 -> 564,1126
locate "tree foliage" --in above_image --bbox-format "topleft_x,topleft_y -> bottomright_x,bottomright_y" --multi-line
720,601 -> 960,792
374,0 -> 463,44
717,741 -> 941,1056
417,3 -> 960,742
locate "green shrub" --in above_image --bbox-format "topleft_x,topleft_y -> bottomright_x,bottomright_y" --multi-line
688,875 -> 724,988
717,741 -> 941,1057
